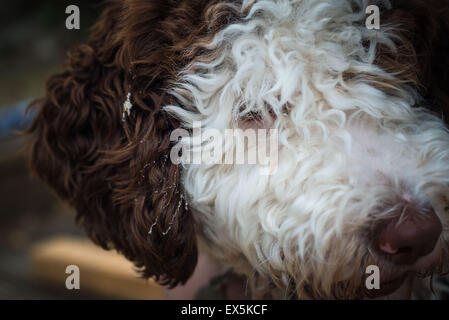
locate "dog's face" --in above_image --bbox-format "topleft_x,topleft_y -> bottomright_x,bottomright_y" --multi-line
27,0 -> 449,299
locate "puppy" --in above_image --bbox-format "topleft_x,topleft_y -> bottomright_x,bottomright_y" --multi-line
27,0 -> 449,299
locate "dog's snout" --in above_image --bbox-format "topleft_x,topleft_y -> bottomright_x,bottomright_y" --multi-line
373,206 -> 442,265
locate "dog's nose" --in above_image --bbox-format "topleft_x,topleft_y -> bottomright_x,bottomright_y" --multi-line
374,206 -> 442,265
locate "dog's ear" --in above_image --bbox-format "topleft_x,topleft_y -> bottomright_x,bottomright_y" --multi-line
26,1 -> 198,287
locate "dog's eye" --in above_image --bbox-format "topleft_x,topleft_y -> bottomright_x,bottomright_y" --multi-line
240,111 -> 262,122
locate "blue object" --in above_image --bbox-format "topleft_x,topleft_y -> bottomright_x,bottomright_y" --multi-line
0,100 -> 36,137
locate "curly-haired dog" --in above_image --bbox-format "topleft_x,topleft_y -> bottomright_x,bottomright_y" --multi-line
27,0 -> 449,299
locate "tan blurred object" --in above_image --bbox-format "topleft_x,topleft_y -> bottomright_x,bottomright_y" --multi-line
164,252 -> 224,300
29,237 -> 165,300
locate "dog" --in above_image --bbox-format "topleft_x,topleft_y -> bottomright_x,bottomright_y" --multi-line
27,0 -> 449,299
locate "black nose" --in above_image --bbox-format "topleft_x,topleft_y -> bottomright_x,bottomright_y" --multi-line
373,206 -> 442,265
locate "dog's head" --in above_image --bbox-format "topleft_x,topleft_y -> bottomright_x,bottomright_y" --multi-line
27,0 -> 449,299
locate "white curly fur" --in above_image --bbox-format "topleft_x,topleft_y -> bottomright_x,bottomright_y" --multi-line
165,0 -> 449,298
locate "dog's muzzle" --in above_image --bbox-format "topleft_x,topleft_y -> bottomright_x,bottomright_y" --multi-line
360,204 -> 444,298
373,206 -> 442,265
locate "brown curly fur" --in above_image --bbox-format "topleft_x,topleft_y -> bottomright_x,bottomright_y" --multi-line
25,0 -> 228,287
375,0 -> 449,121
